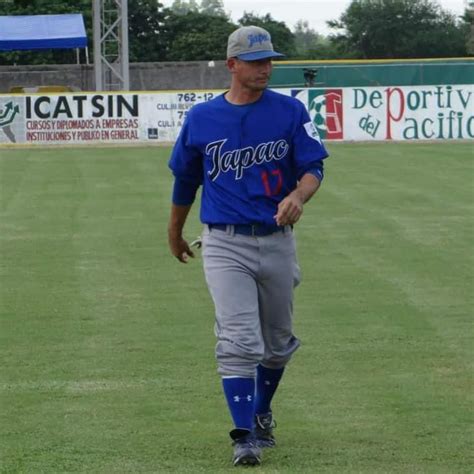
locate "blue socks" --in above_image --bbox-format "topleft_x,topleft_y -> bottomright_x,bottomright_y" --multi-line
222,366 -> 286,431
254,365 -> 285,415
222,377 -> 255,431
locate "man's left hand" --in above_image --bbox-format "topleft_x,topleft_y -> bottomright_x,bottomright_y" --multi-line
274,192 -> 304,226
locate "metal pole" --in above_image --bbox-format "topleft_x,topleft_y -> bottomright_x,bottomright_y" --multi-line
121,0 -> 130,91
93,0 -> 102,91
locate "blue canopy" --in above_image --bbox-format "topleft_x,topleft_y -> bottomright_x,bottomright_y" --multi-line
0,14 -> 87,51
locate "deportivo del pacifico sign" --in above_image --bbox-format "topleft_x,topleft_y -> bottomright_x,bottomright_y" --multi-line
0,85 -> 472,146
292,85 -> 473,141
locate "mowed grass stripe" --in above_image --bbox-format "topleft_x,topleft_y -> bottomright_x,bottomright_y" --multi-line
292,142 -> 473,472
0,142 -> 473,473
0,147 -> 217,473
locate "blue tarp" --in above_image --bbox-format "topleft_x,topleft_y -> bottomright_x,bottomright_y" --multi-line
0,14 -> 87,51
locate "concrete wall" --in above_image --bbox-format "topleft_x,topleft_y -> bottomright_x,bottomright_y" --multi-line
0,61 -> 230,93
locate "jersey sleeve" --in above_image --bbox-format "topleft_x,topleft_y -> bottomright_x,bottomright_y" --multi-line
292,102 -> 329,180
168,113 -> 203,186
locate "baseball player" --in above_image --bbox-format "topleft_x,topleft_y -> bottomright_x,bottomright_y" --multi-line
168,25 -> 329,466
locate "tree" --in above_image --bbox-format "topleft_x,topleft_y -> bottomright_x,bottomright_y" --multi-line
200,0 -> 227,18
293,20 -> 338,59
170,0 -> 199,15
461,7 -> 474,55
238,12 -> 295,57
328,0 -> 468,59
293,20 -> 321,56
164,11 -> 236,60
128,0 -> 169,62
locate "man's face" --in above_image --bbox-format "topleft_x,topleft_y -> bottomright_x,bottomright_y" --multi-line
227,57 -> 273,91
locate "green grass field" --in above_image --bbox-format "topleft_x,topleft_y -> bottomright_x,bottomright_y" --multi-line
0,142 -> 473,473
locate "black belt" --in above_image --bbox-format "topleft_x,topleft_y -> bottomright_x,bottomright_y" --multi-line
208,223 -> 289,237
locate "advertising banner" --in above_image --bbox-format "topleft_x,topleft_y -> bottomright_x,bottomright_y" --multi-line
0,91 -> 222,146
291,85 -> 474,141
0,85 -> 472,146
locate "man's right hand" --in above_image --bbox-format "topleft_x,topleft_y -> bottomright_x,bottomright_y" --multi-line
168,233 -> 195,263
168,203 -> 194,263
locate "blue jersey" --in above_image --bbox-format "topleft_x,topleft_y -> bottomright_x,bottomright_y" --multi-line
168,88 -> 329,225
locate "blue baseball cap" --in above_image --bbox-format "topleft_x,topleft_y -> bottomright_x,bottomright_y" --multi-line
227,25 -> 284,61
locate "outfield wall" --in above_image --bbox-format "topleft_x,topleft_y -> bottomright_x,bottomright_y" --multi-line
0,84 -> 473,146
270,59 -> 474,88
1,58 -> 472,93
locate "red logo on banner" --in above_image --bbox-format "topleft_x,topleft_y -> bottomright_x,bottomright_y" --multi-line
324,90 -> 343,139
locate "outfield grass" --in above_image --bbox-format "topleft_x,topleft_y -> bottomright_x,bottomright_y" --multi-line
0,142 -> 473,473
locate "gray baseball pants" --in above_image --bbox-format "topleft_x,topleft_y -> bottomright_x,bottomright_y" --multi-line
202,225 -> 301,378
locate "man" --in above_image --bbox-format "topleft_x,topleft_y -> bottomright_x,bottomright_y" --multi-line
168,25 -> 329,466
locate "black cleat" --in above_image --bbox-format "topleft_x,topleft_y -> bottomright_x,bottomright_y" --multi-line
230,429 -> 262,466
255,412 -> 276,448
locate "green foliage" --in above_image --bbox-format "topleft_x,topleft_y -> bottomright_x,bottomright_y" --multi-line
164,11 -> 235,60
462,8 -> 474,55
170,0 -> 227,17
200,0 -> 227,18
329,0 -> 468,59
292,20 -> 339,60
170,0 -> 199,15
128,0 -> 169,62
239,12 -> 295,58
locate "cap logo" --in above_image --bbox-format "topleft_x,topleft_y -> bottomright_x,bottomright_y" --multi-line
248,33 -> 270,48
